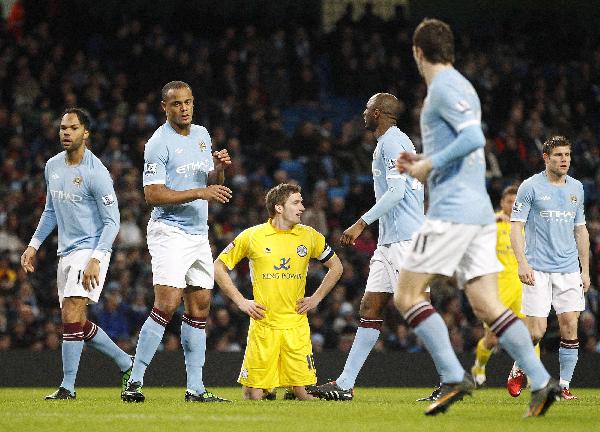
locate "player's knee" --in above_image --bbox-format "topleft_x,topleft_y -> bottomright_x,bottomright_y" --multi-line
243,387 -> 262,400
393,290 -> 412,314
359,301 -> 382,319
529,327 -> 545,344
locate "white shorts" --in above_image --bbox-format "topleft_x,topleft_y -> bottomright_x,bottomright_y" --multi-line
147,219 -> 214,289
522,271 -> 584,316
366,241 -> 410,294
57,249 -> 111,308
365,241 -> 430,294
402,219 -> 503,289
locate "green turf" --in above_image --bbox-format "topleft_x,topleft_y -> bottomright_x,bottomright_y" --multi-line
1,387 -> 598,432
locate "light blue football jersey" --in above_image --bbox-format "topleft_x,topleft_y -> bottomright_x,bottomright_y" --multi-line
31,149 -> 120,256
420,68 -> 494,225
366,126 -> 424,244
143,122 -> 214,234
511,172 -> 585,273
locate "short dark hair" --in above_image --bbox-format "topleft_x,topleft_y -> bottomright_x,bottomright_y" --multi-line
542,135 -> 571,155
265,183 -> 302,218
62,107 -> 91,130
501,185 -> 518,198
161,81 -> 192,101
413,18 -> 455,64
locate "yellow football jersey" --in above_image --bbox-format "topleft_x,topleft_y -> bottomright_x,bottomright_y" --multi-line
496,213 -> 520,287
218,221 -> 334,329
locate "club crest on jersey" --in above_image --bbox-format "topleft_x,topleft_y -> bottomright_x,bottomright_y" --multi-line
387,158 -> 396,170
72,176 -> 83,186
101,194 -> 115,206
199,141 -> 207,152
570,194 -> 577,205
297,245 -> 308,257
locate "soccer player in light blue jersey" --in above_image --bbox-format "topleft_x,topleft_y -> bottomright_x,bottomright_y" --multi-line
394,19 -> 560,417
308,93 -> 425,401
122,81 -> 232,403
508,136 -> 590,400
21,108 -> 133,400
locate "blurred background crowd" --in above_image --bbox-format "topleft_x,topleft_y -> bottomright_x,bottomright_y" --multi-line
1,1 -> 599,357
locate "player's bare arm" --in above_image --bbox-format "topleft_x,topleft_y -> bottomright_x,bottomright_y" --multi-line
208,149 -> 231,185
297,255 -> 343,314
144,183 -> 232,205
214,259 -> 266,320
340,219 -> 367,246
20,246 -> 37,273
82,258 -> 101,291
510,220 -> 535,285
574,224 -> 591,292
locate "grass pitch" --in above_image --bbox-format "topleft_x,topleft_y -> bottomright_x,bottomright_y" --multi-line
1,387 -> 598,432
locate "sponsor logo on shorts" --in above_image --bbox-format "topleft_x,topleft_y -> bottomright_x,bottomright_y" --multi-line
240,368 -> 248,380
297,245 -> 307,257
102,194 -> 116,206
144,163 -> 158,175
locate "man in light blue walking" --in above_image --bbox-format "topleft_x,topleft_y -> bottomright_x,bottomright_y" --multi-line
308,93 -> 424,401
21,108 -> 133,400
395,18 -> 561,417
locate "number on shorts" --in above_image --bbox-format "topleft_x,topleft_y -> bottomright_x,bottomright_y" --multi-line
306,354 -> 315,370
412,234 -> 428,254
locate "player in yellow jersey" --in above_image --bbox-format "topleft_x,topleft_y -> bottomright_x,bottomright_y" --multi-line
470,185 -> 539,386
214,183 -> 343,400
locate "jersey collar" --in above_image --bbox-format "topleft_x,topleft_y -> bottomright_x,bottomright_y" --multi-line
264,219 -> 301,236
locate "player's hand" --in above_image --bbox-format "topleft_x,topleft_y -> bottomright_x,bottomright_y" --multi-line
296,296 -> 320,314
238,299 -> 266,320
20,246 -> 37,273
581,272 -> 591,293
517,261 -> 535,286
212,149 -> 232,171
496,212 -> 510,222
395,152 -> 423,172
82,258 -> 101,292
199,185 -> 232,203
407,159 -> 432,183
340,219 -> 366,246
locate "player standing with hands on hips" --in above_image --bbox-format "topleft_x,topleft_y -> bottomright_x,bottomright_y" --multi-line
122,81 -> 232,403
22,108 -> 133,400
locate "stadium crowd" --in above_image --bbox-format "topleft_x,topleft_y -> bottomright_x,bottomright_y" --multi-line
1,5 -> 599,358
